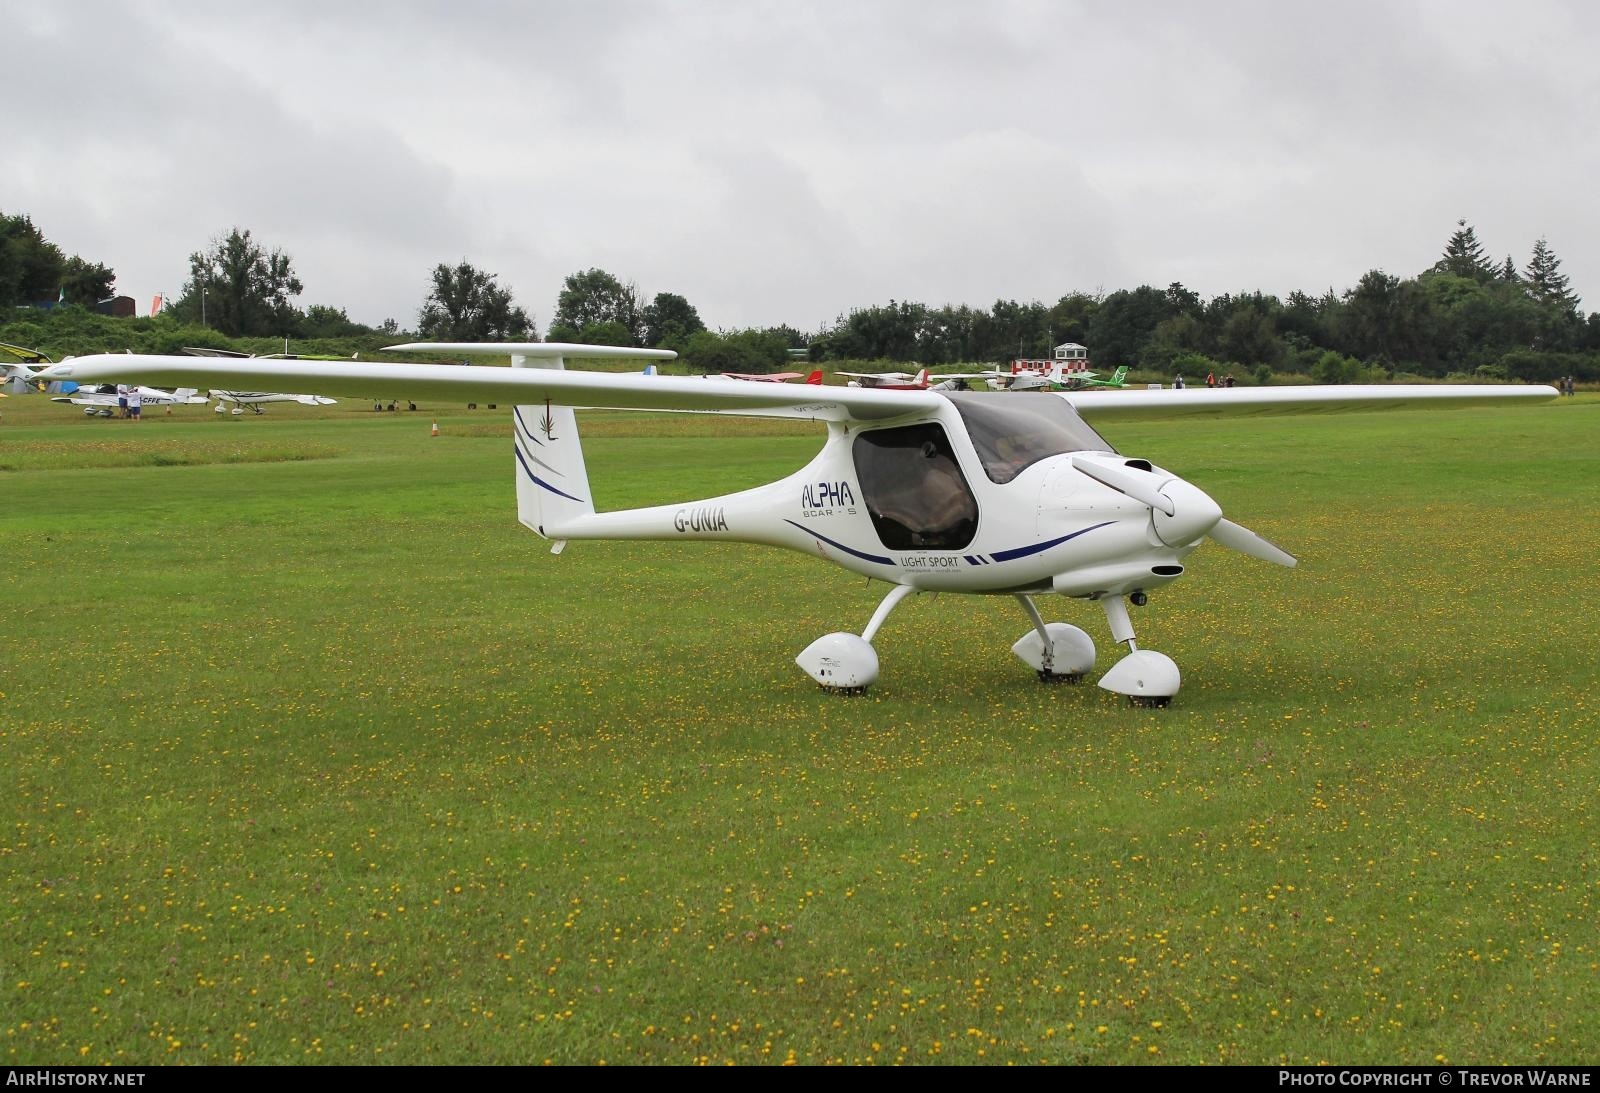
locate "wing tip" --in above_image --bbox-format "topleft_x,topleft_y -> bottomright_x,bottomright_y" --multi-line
385,341 -> 677,361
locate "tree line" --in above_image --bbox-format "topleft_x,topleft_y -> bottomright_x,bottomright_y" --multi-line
1,212 -> 116,310
5,212 -> 1595,381
807,222 -> 1597,382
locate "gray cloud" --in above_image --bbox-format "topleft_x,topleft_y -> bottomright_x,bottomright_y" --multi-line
7,0 -> 1597,328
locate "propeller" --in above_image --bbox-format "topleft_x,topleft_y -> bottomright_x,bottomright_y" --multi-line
1210,517 -> 1297,568
1071,456 -> 1296,568
1068,456 -> 1174,515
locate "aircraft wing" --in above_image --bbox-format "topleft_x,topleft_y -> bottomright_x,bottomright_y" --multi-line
1,342 -> 52,365
37,350 -> 942,423
1059,383 -> 1558,420
836,371 -> 913,382
721,371 -> 805,382
214,390 -> 337,404
182,347 -> 252,358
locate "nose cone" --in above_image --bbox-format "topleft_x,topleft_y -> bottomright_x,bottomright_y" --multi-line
1151,478 -> 1223,547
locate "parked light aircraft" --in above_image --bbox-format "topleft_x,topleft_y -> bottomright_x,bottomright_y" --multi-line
955,361 -> 1132,392
839,368 -> 934,390
52,384 -> 210,416
210,391 -> 339,415
36,345 -> 1558,705
838,368 -> 974,392
1,343 -> 52,393
182,347 -> 342,413
718,369 -> 824,384
1062,365 -> 1131,391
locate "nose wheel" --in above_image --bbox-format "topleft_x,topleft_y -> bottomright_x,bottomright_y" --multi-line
1010,594 -> 1095,683
1097,594 -> 1180,707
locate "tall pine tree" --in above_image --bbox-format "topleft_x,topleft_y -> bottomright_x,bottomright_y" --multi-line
1434,219 -> 1493,282
1524,237 -> 1577,310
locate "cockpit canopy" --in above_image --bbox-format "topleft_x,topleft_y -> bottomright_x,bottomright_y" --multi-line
946,392 -> 1115,484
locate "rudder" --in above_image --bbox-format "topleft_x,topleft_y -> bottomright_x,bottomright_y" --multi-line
511,352 -> 595,539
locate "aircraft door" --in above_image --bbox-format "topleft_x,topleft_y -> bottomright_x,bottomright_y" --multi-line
852,423 -> 979,551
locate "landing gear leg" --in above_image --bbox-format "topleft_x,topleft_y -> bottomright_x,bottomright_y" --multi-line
796,584 -> 915,694
1096,595 -> 1180,707
1010,594 -> 1095,683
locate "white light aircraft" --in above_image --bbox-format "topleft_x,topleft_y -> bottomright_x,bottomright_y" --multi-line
37,345 -> 1558,705
51,383 -> 210,416
210,390 -> 339,415
839,368 -> 934,390
180,348 -> 341,414
947,360 -> 1132,392
838,368 -> 974,392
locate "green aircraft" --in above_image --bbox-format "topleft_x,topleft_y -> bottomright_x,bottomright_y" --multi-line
1058,365 -> 1131,391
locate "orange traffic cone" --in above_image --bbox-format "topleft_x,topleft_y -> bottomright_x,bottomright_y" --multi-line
430,421 -> 439,437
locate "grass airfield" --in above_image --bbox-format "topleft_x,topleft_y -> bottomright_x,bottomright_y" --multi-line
1,392 -> 1596,1065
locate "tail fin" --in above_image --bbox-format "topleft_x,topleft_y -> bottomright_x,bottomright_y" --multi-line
511,351 -> 595,541
805,369 -> 823,385
913,368 -> 929,387
1111,366 -> 1129,385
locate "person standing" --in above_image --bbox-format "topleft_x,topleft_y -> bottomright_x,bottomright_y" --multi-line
1206,372 -> 1215,389
128,388 -> 142,421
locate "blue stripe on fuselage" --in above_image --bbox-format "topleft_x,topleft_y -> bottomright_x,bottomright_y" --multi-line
990,521 -> 1116,562
783,520 -> 893,565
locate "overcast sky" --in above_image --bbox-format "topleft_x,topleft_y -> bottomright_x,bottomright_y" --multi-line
9,1 -> 1599,333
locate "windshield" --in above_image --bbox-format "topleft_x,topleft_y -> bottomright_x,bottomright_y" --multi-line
947,392 -> 1115,484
